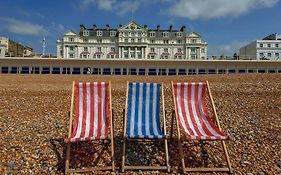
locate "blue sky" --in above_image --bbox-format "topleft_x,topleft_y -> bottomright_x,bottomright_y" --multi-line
0,0 -> 280,56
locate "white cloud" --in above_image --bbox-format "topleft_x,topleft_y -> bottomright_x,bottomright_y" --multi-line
167,0 -> 279,20
115,1 -> 141,15
97,0 -> 116,10
0,18 -> 48,36
78,0 -> 95,10
78,0 -> 142,15
208,41 -> 249,56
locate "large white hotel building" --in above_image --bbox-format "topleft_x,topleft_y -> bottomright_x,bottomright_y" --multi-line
57,21 -> 207,60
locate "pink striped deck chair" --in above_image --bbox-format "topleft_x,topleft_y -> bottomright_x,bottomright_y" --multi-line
65,81 -> 114,174
171,81 -> 232,173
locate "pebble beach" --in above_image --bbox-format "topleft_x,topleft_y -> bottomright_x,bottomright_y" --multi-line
0,74 -> 280,175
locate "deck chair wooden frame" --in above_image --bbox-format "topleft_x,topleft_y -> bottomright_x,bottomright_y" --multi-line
65,81 -> 115,174
121,82 -> 170,172
171,81 -> 232,173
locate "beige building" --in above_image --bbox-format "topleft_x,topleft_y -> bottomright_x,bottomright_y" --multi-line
57,21 -> 208,60
0,36 -> 33,57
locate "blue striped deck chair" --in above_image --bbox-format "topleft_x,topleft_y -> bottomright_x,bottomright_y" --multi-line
121,82 -> 170,172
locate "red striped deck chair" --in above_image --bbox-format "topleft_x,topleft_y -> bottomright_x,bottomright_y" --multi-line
121,82 -> 170,172
65,81 -> 114,174
171,81 -> 232,173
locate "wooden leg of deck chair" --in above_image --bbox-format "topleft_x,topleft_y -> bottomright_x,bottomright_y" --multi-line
65,142 -> 71,174
121,139 -> 126,172
221,140 -> 232,173
110,110 -> 115,171
164,139 -> 170,172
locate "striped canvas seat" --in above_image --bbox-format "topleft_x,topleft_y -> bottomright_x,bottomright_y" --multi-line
67,82 -> 109,142
173,82 -> 228,140
126,82 -> 164,139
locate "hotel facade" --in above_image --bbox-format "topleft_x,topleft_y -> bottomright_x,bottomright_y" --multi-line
57,21 -> 208,60
239,33 -> 281,60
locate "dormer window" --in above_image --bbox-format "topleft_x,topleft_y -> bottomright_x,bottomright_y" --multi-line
83,30 -> 89,36
162,32 -> 169,37
97,30 -> 103,36
110,31 -> 116,37
150,32 -> 156,37
176,32 -> 183,37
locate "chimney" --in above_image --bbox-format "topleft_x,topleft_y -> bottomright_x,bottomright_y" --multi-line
93,24 -> 97,30
169,25 -> 173,31
80,24 -> 86,32
157,25 -> 160,31
106,24 -> 110,30
144,24 -> 148,29
180,25 -> 186,32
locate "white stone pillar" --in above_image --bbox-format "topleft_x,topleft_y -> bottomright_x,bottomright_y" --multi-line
128,47 -> 131,59
118,47 -> 121,59
144,47 -> 148,59
135,47 -> 137,59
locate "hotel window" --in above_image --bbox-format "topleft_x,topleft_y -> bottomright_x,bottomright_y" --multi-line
83,39 -> 88,43
176,32 -> 183,37
177,48 -> 182,52
177,40 -> 183,44
150,48 -> 155,52
125,38 -> 128,42
97,30 -> 103,36
267,53 -> 271,57
69,46 -> 74,51
111,47 -> 115,52
267,43 -> 271,47
164,48 -> 168,52
69,37 -> 74,42
97,39 -> 102,43
201,48 -> 205,53
138,38 -> 142,43
276,44 -> 279,47
131,38 -> 135,43
83,30 -> 89,36
259,43 -> 263,47
191,48 -> 196,52
149,32 -> 156,37
260,53 -> 264,57
191,39 -> 196,43
163,40 -> 169,44
275,53 -> 279,57
110,31 -> 116,37
124,53 -> 128,58
162,32 -> 169,37
84,47 -> 88,51
97,47 -> 102,52
69,53 -> 74,58
137,47 -> 141,51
